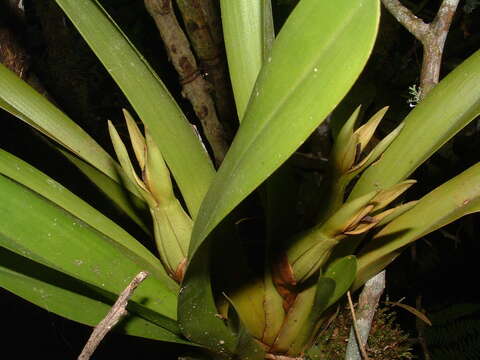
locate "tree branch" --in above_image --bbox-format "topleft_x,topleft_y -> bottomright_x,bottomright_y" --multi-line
381,0 -> 460,97
345,271 -> 385,360
175,0 -> 237,132
381,0 -> 429,40
78,271 -> 150,360
144,0 -> 229,165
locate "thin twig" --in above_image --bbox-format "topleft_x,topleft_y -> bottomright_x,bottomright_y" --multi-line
381,0 -> 460,98
345,271 -> 386,360
264,355 -> 303,360
347,291 -> 370,360
78,271 -> 150,360
144,0 -> 229,165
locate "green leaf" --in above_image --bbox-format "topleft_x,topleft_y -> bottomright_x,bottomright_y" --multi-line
271,284 -> 322,354
0,149 -> 176,289
0,174 -> 179,331
53,0 -> 215,218
190,0 -> 380,258
350,49 -> 480,199
0,248 -> 189,343
0,70 -> 148,229
57,147 -> 150,233
288,255 -> 357,355
323,255 -> 358,309
0,64 -> 122,188
354,162 -> 480,289
222,294 -> 266,360
220,0 -> 274,120
178,244 -> 237,355
232,318 -> 266,360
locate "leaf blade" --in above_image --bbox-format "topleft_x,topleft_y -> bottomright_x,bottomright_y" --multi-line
350,49 -> 480,198
220,0 -> 274,119
0,174 -> 179,328
0,248 -> 188,343
354,162 -> 480,289
0,149 -> 176,289
190,0 -> 380,257
53,0 -> 216,217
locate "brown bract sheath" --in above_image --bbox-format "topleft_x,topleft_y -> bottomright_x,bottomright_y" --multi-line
271,252 -> 298,311
144,0 -> 229,165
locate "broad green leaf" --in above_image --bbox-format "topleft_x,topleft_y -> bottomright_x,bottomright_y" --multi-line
220,0 -> 274,120
0,149 -> 176,290
53,0 -> 215,217
350,49 -> 480,199
0,174 -> 179,331
0,248 -> 188,343
354,162 -> 480,289
190,0 -> 380,258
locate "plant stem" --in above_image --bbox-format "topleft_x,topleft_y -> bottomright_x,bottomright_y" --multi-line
345,271 -> 385,360
78,271 -> 150,360
144,0 -> 229,165
381,0 -> 460,98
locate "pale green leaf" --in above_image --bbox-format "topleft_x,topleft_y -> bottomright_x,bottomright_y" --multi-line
220,0 -> 275,120
354,162 -> 480,289
0,68 -> 148,229
53,0 -> 215,217
57,148 -> 150,233
350,49 -> 480,199
190,0 -> 380,258
0,64 -> 121,186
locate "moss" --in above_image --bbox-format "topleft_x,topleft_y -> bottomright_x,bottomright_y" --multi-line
308,305 -> 414,360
